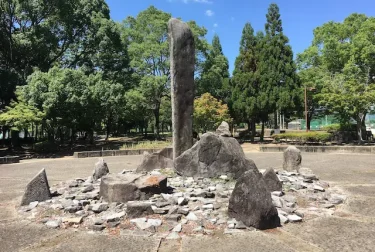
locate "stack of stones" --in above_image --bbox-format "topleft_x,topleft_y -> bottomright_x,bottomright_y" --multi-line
18,144 -> 346,238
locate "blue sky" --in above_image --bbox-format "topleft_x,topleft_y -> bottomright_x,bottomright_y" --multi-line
106,0 -> 375,74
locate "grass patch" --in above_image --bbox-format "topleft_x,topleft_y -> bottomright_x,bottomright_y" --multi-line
272,131 -> 332,143
121,141 -> 171,150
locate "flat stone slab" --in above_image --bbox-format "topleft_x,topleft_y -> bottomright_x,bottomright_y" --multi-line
100,173 -> 168,203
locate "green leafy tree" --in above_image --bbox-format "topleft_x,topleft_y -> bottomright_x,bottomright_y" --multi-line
231,23 -> 262,141
193,93 -> 231,134
300,13 -> 375,142
197,34 -> 230,100
258,3 -> 300,128
122,6 -> 208,138
0,0 -> 111,108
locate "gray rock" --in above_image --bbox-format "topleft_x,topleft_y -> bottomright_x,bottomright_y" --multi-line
175,132 -> 258,179
100,173 -> 168,203
186,212 -> 198,221
45,220 -> 60,229
168,18 -> 195,160
126,201 -> 153,218
21,169 -> 51,206
283,146 -> 302,172
166,232 -> 181,240
165,214 -> 182,222
177,207 -> 189,215
104,211 -> 126,222
147,219 -> 162,227
91,224 -> 105,231
287,214 -> 302,222
136,148 -> 174,172
177,197 -> 188,206
228,170 -> 280,230
216,121 -> 231,137
279,214 -> 289,224
314,185 -> 325,192
91,203 -> 108,213
172,223 -> 182,232
282,195 -> 297,203
82,185 -> 94,193
93,158 -> 109,180
263,168 -> 283,192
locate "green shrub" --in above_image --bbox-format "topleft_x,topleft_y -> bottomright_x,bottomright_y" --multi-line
34,141 -> 59,153
320,124 -> 341,132
272,131 -> 332,143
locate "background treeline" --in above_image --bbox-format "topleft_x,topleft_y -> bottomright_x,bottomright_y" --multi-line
1,1 -> 375,149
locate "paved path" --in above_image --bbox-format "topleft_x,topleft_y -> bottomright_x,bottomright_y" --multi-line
0,152 -> 375,251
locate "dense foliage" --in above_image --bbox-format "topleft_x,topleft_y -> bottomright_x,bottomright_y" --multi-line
298,14 -> 375,142
193,93 -> 231,134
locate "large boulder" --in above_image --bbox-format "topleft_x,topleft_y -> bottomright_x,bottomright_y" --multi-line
93,158 -> 109,180
228,170 -> 280,230
283,146 -> 302,172
21,169 -> 51,206
263,168 -> 283,192
174,132 -> 257,179
136,148 -> 174,172
99,173 -> 168,203
216,121 -> 231,137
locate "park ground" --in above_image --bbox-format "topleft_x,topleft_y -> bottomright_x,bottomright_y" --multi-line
1,151 -> 375,251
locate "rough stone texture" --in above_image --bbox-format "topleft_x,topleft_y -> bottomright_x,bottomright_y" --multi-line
283,146 -> 302,172
126,202 -> 153,218
93,158 -> 109,180
21,169 -> 51,206
216,121 -> 231,137
168,18 -> 195,160
136,148 -> 174,172
100,173 -> 168,203
263,168 -> 283,192
228,170 -> 280,230
175,132 -> 257,179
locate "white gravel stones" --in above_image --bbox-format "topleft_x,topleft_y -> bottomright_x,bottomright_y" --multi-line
166,232 -> 181,240
186,212 -> 198,221
172,223 -> 182,232
45,220 -> 60,228
279,214 -> 289,224
314,185 -> 325,192
287,214 -> 302,223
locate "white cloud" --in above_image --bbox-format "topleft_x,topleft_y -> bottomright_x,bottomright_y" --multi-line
205,10 -> 214,17
213,23 -> 218,28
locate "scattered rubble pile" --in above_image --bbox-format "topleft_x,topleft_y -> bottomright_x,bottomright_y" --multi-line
19,165 -> 346,238
18,122 -> 347,238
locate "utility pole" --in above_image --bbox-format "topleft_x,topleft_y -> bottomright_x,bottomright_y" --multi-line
304,86 -> 308,132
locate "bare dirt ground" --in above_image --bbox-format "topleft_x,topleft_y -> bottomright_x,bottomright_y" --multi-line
1,151 -> 375,251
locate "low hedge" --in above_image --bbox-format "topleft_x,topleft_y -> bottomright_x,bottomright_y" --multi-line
272,131 -> 332,143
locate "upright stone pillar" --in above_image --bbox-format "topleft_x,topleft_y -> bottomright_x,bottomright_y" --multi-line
168,18 -> 195,159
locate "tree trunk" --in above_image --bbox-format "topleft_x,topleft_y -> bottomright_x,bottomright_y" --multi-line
260,120 -> 265,142
274,111 -> 278,129
35,125 -> 38,143
356,113 -> 366,144
251,118 -> 256,142
10,130 -> 21,149
153,103 -> 161,139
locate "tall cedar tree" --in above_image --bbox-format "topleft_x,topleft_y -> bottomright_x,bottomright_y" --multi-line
197,34 -> 230,100
258,3 -> 300,128
231,23 -> 261,141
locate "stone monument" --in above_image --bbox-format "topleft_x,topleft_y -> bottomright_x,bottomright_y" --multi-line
168,18 -> 195,159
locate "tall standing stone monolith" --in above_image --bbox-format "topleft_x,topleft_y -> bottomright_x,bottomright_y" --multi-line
168,18 -> 195,160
